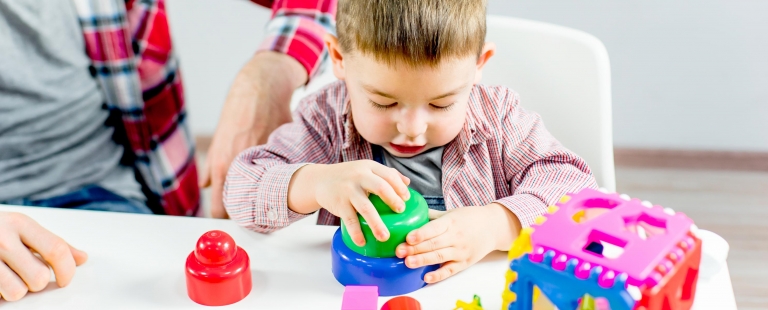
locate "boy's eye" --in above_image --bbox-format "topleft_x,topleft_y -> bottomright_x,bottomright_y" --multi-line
369,100 -> 397,110
430,102 -> 456,111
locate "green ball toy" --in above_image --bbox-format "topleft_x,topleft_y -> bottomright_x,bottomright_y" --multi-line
340,188 -> 429,258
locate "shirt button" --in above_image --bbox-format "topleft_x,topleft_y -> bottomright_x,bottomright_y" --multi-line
267,210 -> 277,220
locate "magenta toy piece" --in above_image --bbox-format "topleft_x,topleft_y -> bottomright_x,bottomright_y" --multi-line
342,285 -> 378,310
530,188 -> 695,288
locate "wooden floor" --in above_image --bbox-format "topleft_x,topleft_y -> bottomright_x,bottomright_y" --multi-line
616,167 -> 768,309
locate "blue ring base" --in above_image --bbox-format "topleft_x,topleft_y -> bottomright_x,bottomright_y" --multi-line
331,228 -> 439,296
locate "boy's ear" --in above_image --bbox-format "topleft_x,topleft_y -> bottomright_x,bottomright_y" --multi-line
324,34 -> 346,80
473,42 -> 496,84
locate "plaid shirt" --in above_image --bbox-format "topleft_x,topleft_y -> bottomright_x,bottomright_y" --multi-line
224,82 -> 598,232
71,0 -> 335,215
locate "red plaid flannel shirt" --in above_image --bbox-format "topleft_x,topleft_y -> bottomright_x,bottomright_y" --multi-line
72,0 -> 336,215
224,82 -> 598,232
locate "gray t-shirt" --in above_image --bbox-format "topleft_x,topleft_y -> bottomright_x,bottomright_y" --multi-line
0,0 -> 144,202
382,147 -> 444,196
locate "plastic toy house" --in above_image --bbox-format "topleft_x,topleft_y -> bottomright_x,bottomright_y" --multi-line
502,188 -> 702,310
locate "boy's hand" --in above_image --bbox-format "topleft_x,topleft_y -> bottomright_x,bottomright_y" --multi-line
314,160 -> 411,247
395,203 -> 519,284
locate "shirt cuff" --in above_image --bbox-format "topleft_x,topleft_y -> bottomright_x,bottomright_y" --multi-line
493,194 -> 548,228
249,163 -> 313,228
258,14 -> 334,80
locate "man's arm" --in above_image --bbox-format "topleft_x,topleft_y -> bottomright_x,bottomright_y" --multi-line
201,0 -> 336,218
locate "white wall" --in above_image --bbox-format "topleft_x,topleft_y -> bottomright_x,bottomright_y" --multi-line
168,0 -> 768,152
487,0 -> 768,151
166,0 -> 270,135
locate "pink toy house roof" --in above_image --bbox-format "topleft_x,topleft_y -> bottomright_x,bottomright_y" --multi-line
530,188 -> 695,287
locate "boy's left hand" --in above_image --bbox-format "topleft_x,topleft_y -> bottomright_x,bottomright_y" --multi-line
395,204 -> 513,284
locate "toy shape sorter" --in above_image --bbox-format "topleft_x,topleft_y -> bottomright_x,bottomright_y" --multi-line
502,188 -> 702,310
332,188 -> 439,296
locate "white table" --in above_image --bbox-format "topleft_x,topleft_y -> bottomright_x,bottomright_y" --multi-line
0,205 -> 737,309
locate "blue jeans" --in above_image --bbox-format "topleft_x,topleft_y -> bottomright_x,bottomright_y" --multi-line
2,185 -> 152,214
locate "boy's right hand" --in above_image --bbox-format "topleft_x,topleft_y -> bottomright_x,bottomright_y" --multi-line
314,160 -> 411,247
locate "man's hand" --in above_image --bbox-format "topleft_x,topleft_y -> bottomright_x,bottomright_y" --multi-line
200,51 -> 308,218
394,203 -> 521,284
0,212 -> 88,301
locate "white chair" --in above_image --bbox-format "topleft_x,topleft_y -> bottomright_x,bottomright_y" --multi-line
291,15 -> 616,190
482,15 -> 616,191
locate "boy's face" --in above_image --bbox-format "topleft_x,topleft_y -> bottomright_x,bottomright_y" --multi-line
325,36 -> 495,157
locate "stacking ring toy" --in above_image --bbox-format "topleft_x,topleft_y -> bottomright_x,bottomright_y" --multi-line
186,230 -> 251,306
341,188 -> 429,258
332,228 -> 439,296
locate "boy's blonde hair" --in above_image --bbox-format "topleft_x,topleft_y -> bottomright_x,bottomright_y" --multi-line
337,0 -> 487,67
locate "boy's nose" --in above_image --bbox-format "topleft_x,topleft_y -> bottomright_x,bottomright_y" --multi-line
397,120 -> 427,139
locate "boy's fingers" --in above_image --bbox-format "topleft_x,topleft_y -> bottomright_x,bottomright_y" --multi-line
396,234 -> 451,257
405,247 -> 456,269
371,165 -> 410,203
424,261 -> 465,284
400,174 -> 411,186
350,193 -> 390,242
406,217 -> 450,245
339,205 -> 366,247
360,174 -> 405,213
428,209 -> 446,220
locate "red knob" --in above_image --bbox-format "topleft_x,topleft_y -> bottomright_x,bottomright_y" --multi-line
195,230 -> 237,265
186,230 -> 252,306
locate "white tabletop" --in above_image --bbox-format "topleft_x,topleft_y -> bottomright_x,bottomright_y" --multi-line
0,205 -> 737,309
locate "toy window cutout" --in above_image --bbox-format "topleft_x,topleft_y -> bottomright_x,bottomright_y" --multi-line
571,197 -> 623,224
582,229 -> 627,259
622,212 -> 668,240
579,295 -> 609,310
679,266 -> 698,301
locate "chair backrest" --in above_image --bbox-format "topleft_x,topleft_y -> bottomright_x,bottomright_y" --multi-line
482,15 -> 616,190
291,15 -> 616,190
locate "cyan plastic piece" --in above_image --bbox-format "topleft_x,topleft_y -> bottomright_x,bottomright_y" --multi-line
509,254 -> 636,310
331,228 -> 439,296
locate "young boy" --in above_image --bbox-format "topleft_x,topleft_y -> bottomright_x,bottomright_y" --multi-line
224,0 -> 597,284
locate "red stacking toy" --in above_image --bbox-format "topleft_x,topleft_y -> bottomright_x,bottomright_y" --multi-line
186,230 -> 252,306
381,296 -> 422,310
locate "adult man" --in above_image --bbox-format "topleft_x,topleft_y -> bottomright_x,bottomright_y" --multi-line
0,0 -> 335,301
